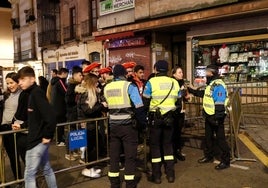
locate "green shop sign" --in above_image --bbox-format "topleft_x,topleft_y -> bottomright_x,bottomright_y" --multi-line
100,0 -> 134,16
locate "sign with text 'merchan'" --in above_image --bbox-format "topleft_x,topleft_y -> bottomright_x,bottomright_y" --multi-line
100,0 -> 135,16
69,129 -> 87,150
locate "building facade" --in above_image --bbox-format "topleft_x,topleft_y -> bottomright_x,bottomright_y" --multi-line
0,7 -> 14,90
94,0 -> 268,84
9,0 -> 268,84
9,0 -> 42,77
39,0 -> 103,76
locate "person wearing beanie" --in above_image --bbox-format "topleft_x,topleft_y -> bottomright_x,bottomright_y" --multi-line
143,60 -> 181,184
83,62 -> 101,76
188,64 -> 230,170
104,64 -> 147,188
122,61 -> 136,80
99,67 -> 113,86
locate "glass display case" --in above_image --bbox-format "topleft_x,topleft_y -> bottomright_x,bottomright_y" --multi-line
192,39 -> 268,84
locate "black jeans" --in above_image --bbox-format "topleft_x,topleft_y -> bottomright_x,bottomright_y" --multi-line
172,112 -> 185,153
149,113 -> 175,179
1,124 -> 27,180
204,117 -> 230,164
109,124 -> 138,188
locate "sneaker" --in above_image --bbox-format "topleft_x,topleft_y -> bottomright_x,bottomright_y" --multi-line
119,162 -> 125,171
93,168 -> 101,174
65,154 -> 76,161
81,168 -> 101,178
72,152 -> 79,158
79,158 -> 86,164
57,142 -> 66,146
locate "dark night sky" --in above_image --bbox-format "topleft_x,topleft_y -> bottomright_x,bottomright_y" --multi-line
0,0 -> 11,8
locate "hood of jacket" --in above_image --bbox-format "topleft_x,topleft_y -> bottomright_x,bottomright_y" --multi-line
51,77 -> 60,85
75,84 -> 87,94
68,77 -> 81,85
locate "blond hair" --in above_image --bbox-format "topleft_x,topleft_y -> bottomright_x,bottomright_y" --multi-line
82,73 -> 99,108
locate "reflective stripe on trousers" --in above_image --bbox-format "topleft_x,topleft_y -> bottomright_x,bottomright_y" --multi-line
164,155 -> 174,161
108,171 -> 120,177
152,157 -> 161,163
124,174 -> 135,180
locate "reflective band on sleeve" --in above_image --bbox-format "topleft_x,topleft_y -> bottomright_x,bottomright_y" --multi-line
215,102 -> 225,105
143,94 -> 151,98
108,172 -> 120,177
203,103 -> 214,108
152,157 -> 162,163
124,175 -> 135,180
164,155 -> 174,161
110,114 -> 132,120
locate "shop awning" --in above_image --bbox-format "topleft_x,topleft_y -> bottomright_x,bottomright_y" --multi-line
94,31 -> 134,41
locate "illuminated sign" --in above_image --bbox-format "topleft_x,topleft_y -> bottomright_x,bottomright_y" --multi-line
100,0 -> 135,16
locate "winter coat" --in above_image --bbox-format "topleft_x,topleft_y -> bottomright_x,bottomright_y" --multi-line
51,77 -> 67,123
65,78 -> 80,122
13,90 -> 30,128
75,84 -> 106,130
25,83 -> 56,150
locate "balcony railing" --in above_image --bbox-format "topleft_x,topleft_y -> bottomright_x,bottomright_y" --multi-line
10,18 -> 20,30
20,49 -> 36,62
25,8 -> 35,23
38,30 -> 60,47
81,19 -> 92,37
14,52 -> 21,63
63,25 -> 78,42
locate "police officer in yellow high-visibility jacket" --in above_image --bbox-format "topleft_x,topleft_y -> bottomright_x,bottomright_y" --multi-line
188,64 -> 230,170
104,64 -> 147,188
143,60 -> 181,184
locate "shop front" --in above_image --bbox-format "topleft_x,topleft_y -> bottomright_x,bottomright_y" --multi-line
187,14 -> 268,86
43,44 -> 87,78
105,35 -> 151,78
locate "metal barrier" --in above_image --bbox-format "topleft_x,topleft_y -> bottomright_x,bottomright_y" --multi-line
0,129 -> 27,187
227,87 -> 256,163
226,82 -> 268,114
54,117 -> 109,174
0,117 -> 109,188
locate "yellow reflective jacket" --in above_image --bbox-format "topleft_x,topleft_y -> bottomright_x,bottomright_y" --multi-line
149,76 -> 180,115
203,79 -> 228,115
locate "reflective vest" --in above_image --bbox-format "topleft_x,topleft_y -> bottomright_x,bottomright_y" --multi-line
149,76 -> 180,115
203,79 -> 229,115
104,80 -> 133,125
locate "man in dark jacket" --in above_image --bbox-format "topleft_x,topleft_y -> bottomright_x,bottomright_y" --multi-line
66,66 -> 83,122
188,64 -> 230,170
18,66 -> 57,188
51,67 -> 69,146
65,66 -> 83,160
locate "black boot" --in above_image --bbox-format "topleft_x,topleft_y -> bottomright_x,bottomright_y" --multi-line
198,156 -> 213,163
175,151 -> 185,161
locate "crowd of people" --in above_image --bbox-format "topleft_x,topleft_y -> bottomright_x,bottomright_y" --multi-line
0,59 -> 230,188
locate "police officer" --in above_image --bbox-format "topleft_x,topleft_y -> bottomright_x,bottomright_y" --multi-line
104,64 -> 146,188
188,64 -> 230,170
143,60 -> 180,184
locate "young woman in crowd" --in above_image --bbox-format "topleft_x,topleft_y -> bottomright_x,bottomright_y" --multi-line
171,66 -> 190,161
76,73 -> 107,178
0,72 -> 28,181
